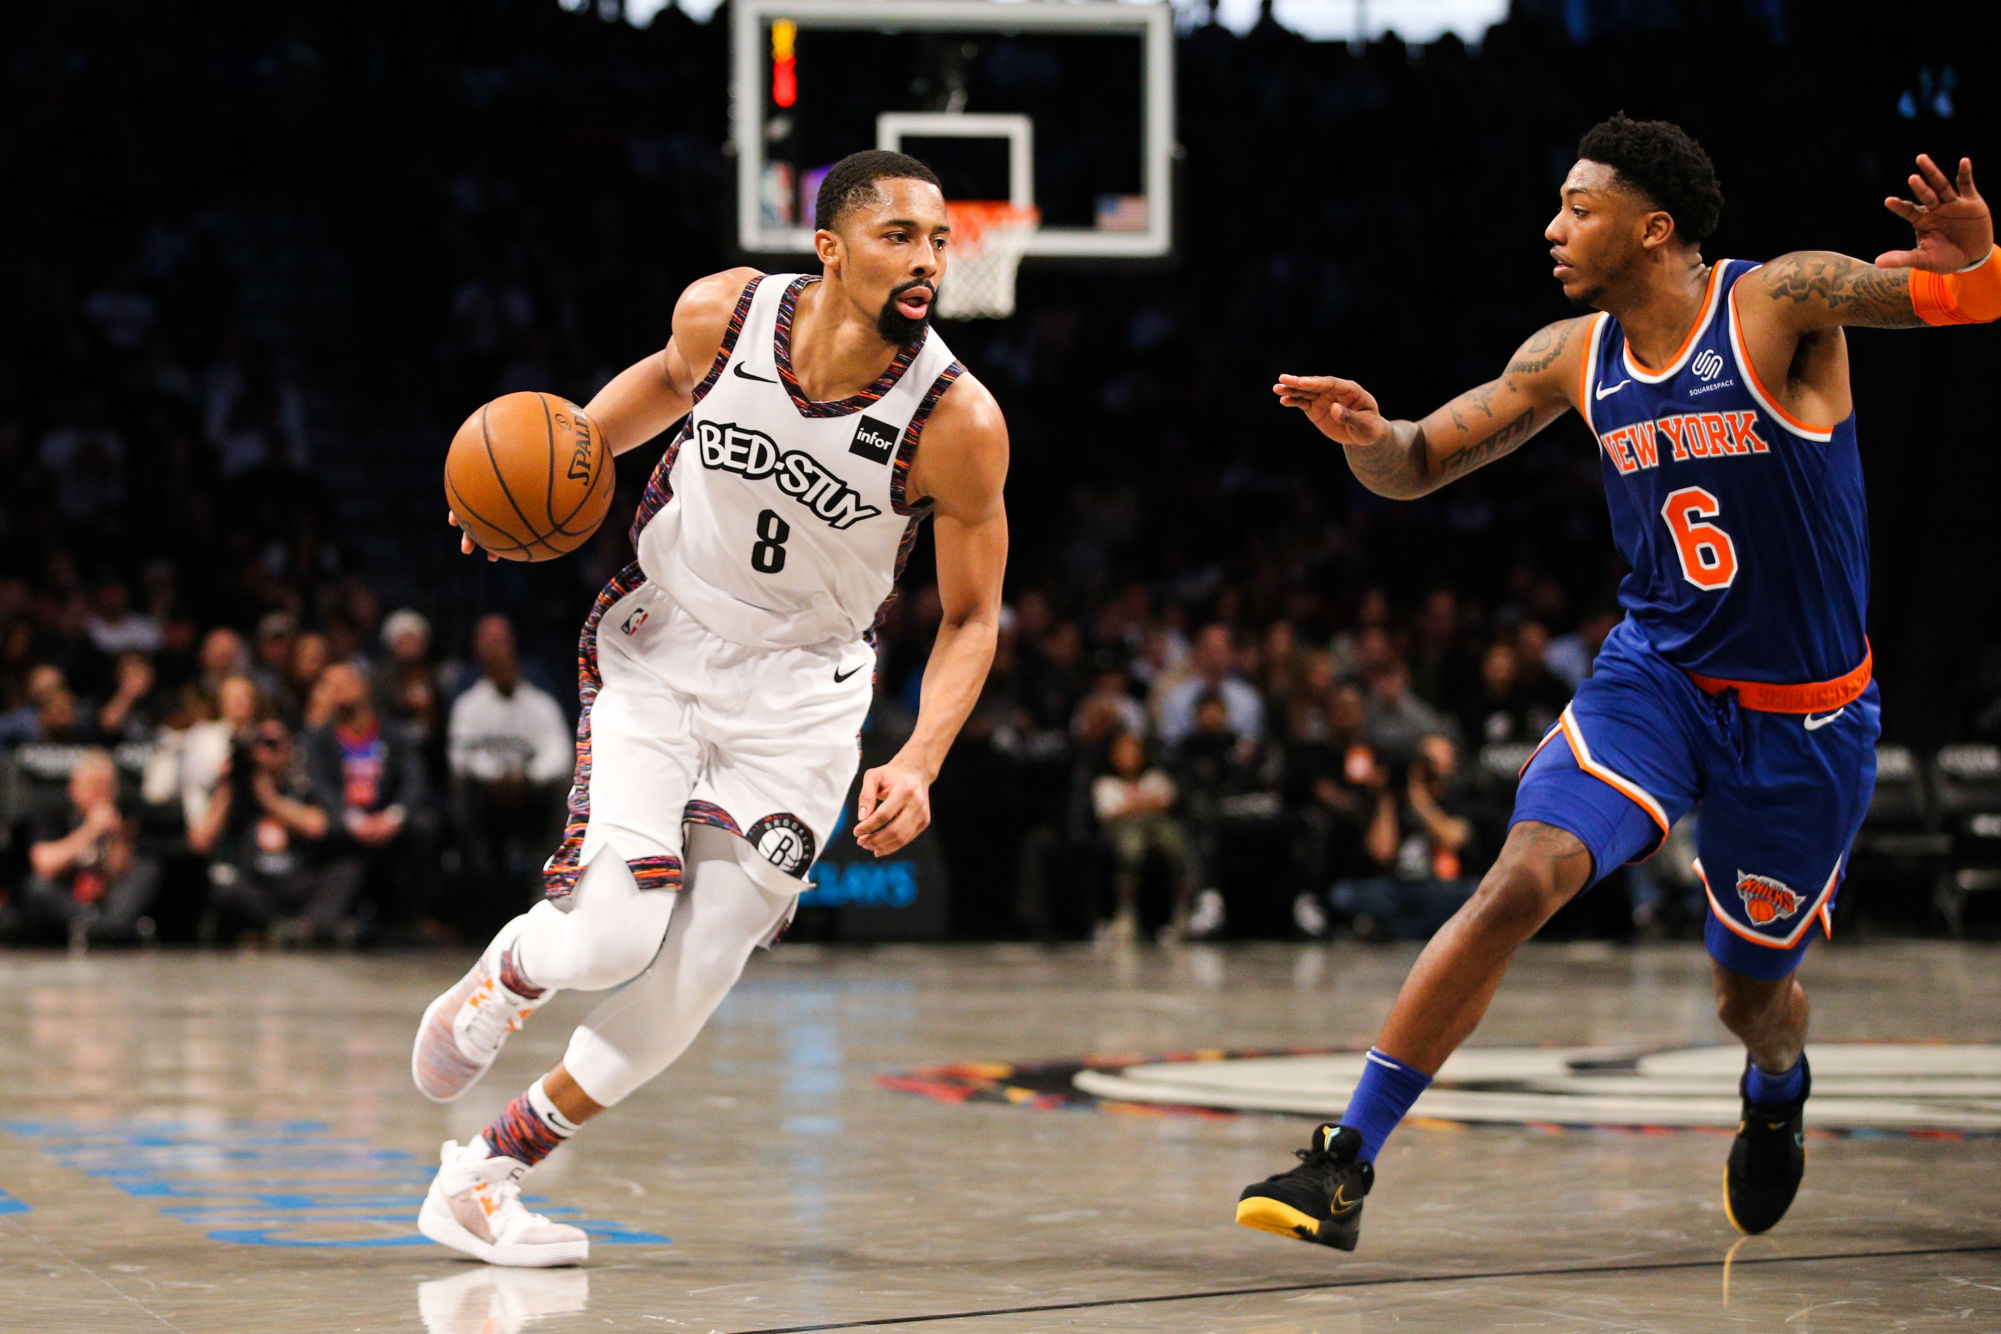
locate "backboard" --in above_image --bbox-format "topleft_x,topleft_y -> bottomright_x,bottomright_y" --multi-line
731,0 -> 1175,261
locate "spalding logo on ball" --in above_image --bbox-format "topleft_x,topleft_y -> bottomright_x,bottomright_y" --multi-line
445,390 -> 614,561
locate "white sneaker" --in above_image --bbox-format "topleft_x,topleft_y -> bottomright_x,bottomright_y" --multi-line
417,1138 -> 589,1268
413,919 -> 547,1103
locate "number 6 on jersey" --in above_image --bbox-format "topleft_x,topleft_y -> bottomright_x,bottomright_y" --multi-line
751,508 -> 790,574
1661,486 -> 1738,589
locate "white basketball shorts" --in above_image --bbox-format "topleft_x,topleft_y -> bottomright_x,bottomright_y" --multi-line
542,562 -> 874,905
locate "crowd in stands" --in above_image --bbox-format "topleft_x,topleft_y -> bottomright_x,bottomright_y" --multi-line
3,0 -> 1991,945
0,573 -> 576,945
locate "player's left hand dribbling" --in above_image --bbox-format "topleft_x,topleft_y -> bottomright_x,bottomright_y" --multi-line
854,762 -> 931,856
448,508 -> 499,562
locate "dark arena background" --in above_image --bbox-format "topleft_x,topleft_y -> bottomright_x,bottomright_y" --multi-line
3,1 -> 2000,1330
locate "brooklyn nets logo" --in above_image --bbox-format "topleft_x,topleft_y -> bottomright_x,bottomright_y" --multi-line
745,812 -> 816,877
881,1043 -> 2001,1137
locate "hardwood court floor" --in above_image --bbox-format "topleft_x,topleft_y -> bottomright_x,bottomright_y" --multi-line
1,939 -> 1998,1333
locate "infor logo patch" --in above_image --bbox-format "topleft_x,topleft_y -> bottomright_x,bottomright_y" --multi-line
849,415 -> 899,465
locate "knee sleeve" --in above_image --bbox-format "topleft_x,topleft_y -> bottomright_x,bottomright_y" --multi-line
560,827 -> 797,1107
514,853 -> 676,993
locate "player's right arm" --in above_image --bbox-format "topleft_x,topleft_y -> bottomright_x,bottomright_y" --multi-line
449,267 -> 761,557
586,265 -> 763,457
1275,315 -> 1593,500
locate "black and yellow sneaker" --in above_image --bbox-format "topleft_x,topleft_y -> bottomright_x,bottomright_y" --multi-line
1724,1055 -> 1810,1235
1235,1124 -> 1373,1250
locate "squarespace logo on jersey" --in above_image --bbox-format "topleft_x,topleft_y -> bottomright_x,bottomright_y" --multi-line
696,421 -> 882,529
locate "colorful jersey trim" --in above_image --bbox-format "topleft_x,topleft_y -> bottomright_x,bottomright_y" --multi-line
626,855 -> 684,892
543,562 -> 647,902
627,419 -> 688,549
691,275 -> 764,407
867,363 -> 961,636
890,363 -> 961,517
683,800 -> 742,836
773,276 -> 926,418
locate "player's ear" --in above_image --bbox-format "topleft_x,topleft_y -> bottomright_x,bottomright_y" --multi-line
813,226 -> 843,271
1639,209 -> 1677,251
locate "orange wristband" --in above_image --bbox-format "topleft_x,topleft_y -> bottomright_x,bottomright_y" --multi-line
1910,245 -> 2001,326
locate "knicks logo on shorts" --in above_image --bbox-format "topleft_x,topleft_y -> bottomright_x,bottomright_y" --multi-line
621,608 -> 649,635
1736,871 -> 1803,926
747,813 -> 816,877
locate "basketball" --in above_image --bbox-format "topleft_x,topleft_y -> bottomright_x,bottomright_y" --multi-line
443,391 -> 614,561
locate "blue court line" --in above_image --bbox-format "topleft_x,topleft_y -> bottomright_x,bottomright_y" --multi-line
0,1119 -> 668,1247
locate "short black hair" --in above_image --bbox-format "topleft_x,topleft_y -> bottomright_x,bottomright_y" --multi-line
1577,114 -> 1724,245
814,150 -> 943,233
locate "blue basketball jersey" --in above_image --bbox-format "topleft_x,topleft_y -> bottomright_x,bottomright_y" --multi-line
1577,260 -> 1870,685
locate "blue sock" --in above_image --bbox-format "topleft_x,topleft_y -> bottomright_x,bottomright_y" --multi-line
1339,1049 -> 1433,1162
1745,1055 -> 1805,1108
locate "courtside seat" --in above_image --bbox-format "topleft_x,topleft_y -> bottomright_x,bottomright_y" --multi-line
1931,743 -> 2001,937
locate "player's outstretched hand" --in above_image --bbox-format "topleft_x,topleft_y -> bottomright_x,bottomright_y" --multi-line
447,509 -> 499,562
854,762 -> 930,857
1273,374 -> 1392,448
1879,154 -> 1993,271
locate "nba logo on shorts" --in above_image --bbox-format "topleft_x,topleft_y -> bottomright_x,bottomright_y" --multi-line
1735,871 -> 1803,925
1692,348 -> 1725,381
621,608 -> 649,635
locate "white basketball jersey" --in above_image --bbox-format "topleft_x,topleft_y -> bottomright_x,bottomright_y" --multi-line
631,274 -> 963,651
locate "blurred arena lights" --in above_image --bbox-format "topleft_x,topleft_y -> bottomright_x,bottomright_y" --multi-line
584,0 -> 1510,45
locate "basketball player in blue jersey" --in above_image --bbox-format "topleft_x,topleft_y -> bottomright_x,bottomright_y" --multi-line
1238,116 -> 1999,1251
409,150 -> 1010,1266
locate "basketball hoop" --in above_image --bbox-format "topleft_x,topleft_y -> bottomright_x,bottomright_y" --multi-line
938,201 -> 1040,320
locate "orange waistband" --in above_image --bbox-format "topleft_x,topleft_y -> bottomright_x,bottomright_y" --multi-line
1686,642 -> 1872,714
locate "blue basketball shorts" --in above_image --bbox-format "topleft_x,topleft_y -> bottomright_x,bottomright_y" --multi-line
1511,619 -> 1879,981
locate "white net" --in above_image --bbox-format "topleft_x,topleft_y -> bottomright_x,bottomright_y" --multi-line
936,201 -> 1040,320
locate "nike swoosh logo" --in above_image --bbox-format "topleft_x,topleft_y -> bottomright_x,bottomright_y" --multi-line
1803,708 -> 1846,731
1332,1186 -> 1359,1212
1594,378 -> 1632,400
733,363 -> 776,383
833,664 -> 865,684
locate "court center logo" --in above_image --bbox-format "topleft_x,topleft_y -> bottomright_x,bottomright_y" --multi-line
883,1043 -> 2001,1136
746,812 -> 815,876
1692,348 -> 1726,381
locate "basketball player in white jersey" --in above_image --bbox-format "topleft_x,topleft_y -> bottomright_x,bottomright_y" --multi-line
409,150 -> 1008,1266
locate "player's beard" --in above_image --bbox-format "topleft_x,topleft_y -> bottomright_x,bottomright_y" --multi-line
876,279 -> 936,344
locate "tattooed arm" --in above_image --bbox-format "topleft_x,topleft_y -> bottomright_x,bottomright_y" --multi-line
1741,252 -> 1925,331
1740,155 -> 1992,332
1274,316 -> 1590,501
1727,157 -> 1991,425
